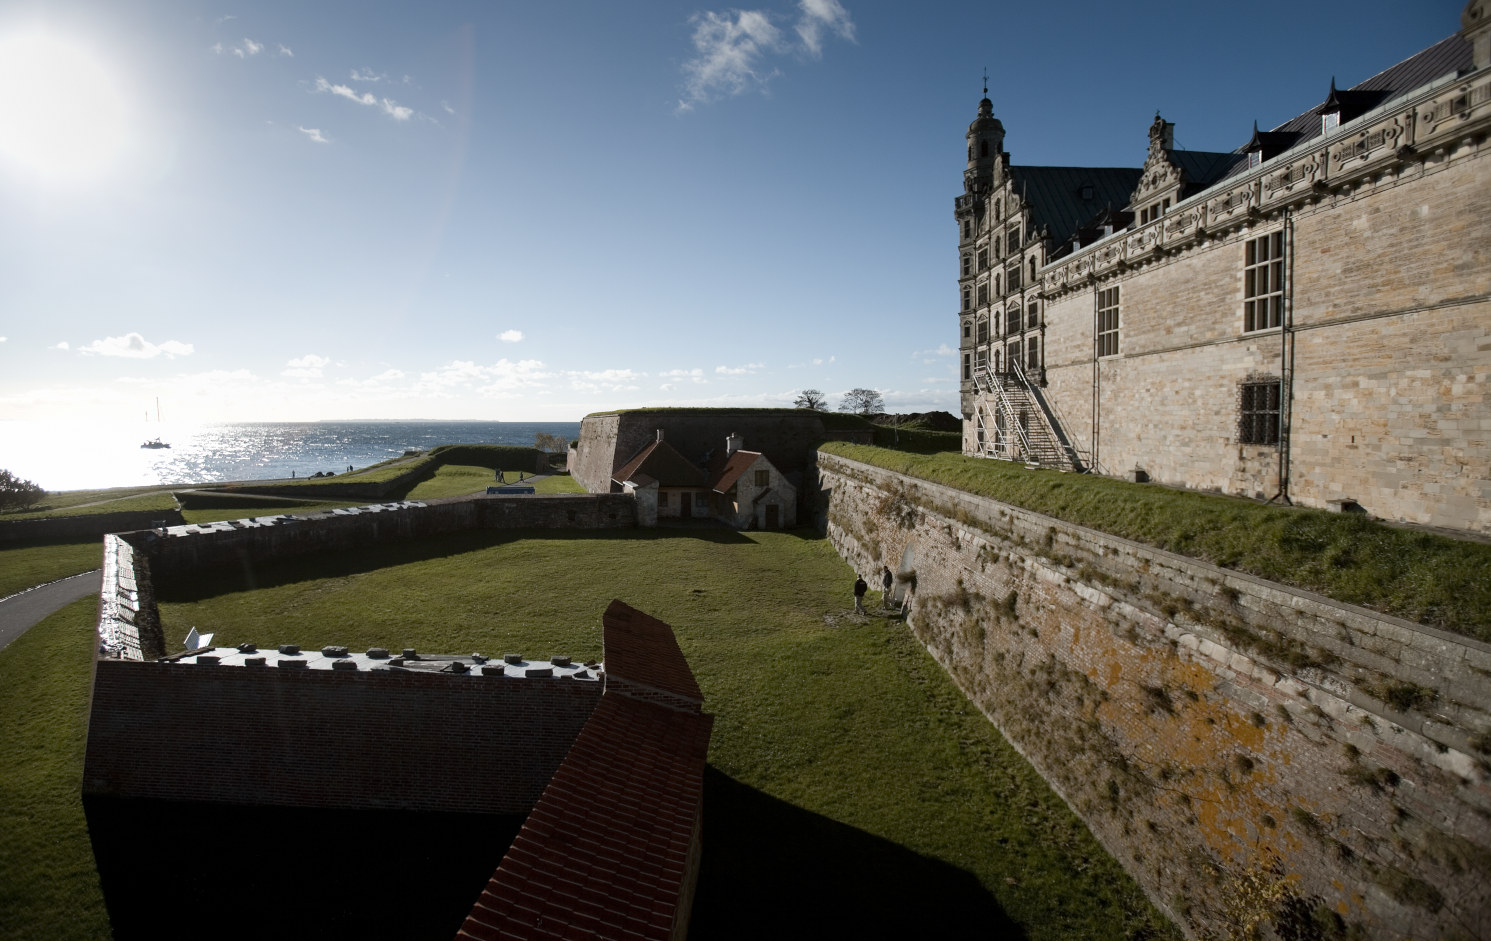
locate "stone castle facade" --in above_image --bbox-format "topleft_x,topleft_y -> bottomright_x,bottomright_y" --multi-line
957,2 -> 1491,534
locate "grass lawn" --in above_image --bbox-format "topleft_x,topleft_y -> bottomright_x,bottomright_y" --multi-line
404,466 -> 587,501
152,527 -> 1177,940
3,489 -> 180,520
825,443 -> 1491,639
0,542 -> 103,599
0,598 -> 111,941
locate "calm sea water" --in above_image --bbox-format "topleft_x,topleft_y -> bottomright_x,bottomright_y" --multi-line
0,420 -> 580,492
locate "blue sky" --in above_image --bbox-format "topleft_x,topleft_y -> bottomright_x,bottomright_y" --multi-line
0,0 -> 1465,423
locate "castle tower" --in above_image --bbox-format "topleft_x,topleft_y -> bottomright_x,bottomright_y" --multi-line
964,95 -> 1003,195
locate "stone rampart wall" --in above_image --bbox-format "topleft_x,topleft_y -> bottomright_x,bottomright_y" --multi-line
0,508 -> 185,546
83,660 -> 602,814
819,452 -> 1491,941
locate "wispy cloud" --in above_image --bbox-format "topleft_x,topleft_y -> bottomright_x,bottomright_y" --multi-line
410,359 -> 553,398
660,368 -> 706,384
715,362 -> 764,376
297,126 -> 329,144
79,333 -> 193,359
677,0 -> 856,112
276,44 -> 293,57
232,37 -> 263,58
567,368 -> 644,393
282,353 -> 330,378
349,67 -> 385,82
498,329 -> 523,343
441,100 -> 456,116
53,341 -> 69,351
913,343 -> 955,364
314,76 -> 415,121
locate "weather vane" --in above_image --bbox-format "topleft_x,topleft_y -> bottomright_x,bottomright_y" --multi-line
982,68 -> 988,97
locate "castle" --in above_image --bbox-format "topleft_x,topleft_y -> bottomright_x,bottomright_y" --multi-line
957,1 -> 1491,535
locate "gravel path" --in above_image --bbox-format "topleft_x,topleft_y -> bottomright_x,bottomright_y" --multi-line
0,570 -> 101,654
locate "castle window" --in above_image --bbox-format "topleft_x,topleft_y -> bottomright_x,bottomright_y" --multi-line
975,348 -> 987,371
1239,379 -> 1282,445
1027,337 -> 1040,371
976,283 -> 988,308
963,321 -> 971,339
1007,227 -> 1020,254
1009,338 -> 1022,371
962,286 -> 971,311
963,353 -> 971,380
995,200 -> 1002,221
755,469 -> 770,487
1028,257 -> 1037,283
980,140 -> 989,157
977,248 -> 989,270
962,254 -> 971,277
1026,302 -> 1039,330
995,273 -> 1001,296
1081,184 -> 1094,200
976,316 -> 988,344
1244,231 -> 1285,332
1321,111 -> 1340,134
963,220 -> 971,239
1007,264 -> 1021,292
1005,305 -> 1021,335
1097,286 -> 1120,357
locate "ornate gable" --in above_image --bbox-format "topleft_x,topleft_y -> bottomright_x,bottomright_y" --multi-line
1130,115 -> 1183,224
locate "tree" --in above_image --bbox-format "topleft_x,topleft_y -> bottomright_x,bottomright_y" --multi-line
793,389 -> 827,410
838,388 -> 885,417
0,469 -> 44,511
533,432 -> 571,453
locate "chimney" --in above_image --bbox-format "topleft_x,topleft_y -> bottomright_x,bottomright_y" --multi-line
725,432 -> 742,456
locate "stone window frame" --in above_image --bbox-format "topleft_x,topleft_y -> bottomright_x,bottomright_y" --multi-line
963,353 -> 972,380
962,286 -> 971,312
1026,336 -> 1040,371
1097,286 -> 1120,357
975,315 -> 989,345
1238,376 -> 1282,446
1026,301 -> 1040,331
1004,303 -> 1021,336
962,253 -> 971,277
658,491 -> 670,507
976,281 -> 989,308
1244,231 -> 1286,333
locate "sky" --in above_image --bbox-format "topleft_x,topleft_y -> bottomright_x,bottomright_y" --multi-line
0,0 -> 1467,424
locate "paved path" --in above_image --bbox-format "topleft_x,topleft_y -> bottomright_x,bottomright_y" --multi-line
0,571 -> 101,654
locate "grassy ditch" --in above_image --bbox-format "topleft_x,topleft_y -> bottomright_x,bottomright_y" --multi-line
822,443 -> 1491,639
404,466 -> 586,501
0,598 -> 112,941
150,528 -> 1177,940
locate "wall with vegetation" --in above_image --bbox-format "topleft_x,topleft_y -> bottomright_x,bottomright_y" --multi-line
819,452 -> 1491,941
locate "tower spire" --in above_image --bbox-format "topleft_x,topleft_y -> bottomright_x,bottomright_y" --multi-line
982,67 -> 988,98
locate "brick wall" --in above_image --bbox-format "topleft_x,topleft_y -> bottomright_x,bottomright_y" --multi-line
84,660 -> 601,814
820,452 -> 1491,941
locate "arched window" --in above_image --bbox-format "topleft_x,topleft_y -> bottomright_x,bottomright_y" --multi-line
994,273 -> 1001,296
995,200 -> 1003,221
980,140 -> 989,157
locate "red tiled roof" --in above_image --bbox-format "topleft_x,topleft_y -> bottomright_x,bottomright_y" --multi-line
706,449 -> 761,494
612,439 -> 707,489
458,601 -> 713,941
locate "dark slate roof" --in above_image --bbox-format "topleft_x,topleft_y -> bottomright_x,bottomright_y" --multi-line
1170,149 -> 1247,195
1008,166 -> 1142,247
1218,32 -> 1471,182
612,438 -> 707,488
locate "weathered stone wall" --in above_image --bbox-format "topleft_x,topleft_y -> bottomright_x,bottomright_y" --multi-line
819,452 -> 1491,940
0,508 -> 185,546
83,659 -> 602,814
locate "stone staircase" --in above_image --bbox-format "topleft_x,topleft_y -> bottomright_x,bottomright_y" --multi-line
972,364 -> 1089,472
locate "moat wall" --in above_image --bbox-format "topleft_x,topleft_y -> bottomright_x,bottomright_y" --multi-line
818,452 -> 1491,941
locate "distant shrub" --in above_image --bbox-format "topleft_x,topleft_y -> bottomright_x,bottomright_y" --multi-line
0,469 -> 45,511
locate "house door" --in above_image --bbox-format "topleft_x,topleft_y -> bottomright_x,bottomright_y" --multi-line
680,492 -> 692,518
765,504 -> 779,529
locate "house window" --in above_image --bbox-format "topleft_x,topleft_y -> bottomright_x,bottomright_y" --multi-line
1244,231 -> 1285,332
1005,305 -> 1021,335
962,254 -> 971,277
1321,112 -> 1340,134
962,286 -> 971,312
1097,286 -> 1120,357
1239,379 -> 1282,445
658,491 -> 669,507
754,469 -> 770,487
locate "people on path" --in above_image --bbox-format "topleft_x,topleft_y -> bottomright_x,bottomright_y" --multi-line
881,567 -> 894,608
496,468 -> 505,482
853,576 -> 868,614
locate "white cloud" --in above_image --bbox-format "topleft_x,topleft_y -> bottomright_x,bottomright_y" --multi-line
498,329 -> 524,343
914,343 -> 955,363
796,0 -> 855,56
410,359 -> 553,398
567,368 -> 644,393
210,42 -> 223,55
660,368 -> 706,384
231,37 -> 263,58
715,362 -> 764,376
276,44 -> 293,57
79,333 -> 193,359
678,1 -> 856,112
53,341 -> 69,350
282,353 -> 331,378
380,98 -> 413,120
0,336 -> 5,342
350,68 -> 384,82
441,100 -> 456,116
314,76 -> 414,121
297,126 -> 329,144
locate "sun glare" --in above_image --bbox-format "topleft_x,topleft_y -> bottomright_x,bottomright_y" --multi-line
0,30 -> 130,184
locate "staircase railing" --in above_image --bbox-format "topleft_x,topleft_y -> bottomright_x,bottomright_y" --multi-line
1007,361 -> 1093,473
971,365 -> 1036,462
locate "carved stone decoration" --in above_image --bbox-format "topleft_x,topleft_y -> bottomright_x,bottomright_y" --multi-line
1330,117 -> 1405,171
1264,154 -> 1321,198
1209,186 -> 1252,221
1164,211 -> 1198,240
1418,76 -> 1491,140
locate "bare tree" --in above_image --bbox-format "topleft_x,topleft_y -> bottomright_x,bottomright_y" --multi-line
793,389 -> 827,410
838,388 -> 885,416
533,432 -> 571,453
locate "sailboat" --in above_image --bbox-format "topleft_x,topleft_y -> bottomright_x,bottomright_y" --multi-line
141,398 -> 171,449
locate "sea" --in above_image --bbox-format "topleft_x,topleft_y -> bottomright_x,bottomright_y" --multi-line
0,420 -> 581,492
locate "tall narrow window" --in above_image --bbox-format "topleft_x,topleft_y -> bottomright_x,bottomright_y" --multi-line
962,286 -> 971,312
976,316 -> 988,344
963,353 -> 971,380
1005,305 -> 1021,335
963,321 -> 971,340
976,283 -> 988,308
1097,286 -> 1120,357
1239,379 -> 1282,445
1244,232 -> 1285,332
1007,264 -> 1021,292
1007,228 -> 1021,255
963,220 -> 971,239
1028,257 -> 1036,283
1026,337 -> 1039,371
1027,302 -> 1039,330
977,248 -> 989,270
962,254 -> 971,277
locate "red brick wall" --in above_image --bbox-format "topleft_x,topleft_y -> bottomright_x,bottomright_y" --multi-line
84,661 -> 601,814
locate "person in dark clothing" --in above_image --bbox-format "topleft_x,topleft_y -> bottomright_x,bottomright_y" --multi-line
881,567 -> 894,608
853,576 -> 868,614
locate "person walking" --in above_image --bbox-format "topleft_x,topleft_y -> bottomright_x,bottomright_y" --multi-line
881,567 -> 894,608
853,576 -> 868,615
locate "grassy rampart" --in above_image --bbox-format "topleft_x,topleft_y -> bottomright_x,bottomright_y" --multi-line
820,443 -> 1491,639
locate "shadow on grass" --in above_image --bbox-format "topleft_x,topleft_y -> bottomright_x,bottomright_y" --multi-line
691,767 -> 1024,940
153,526 -> 758,602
